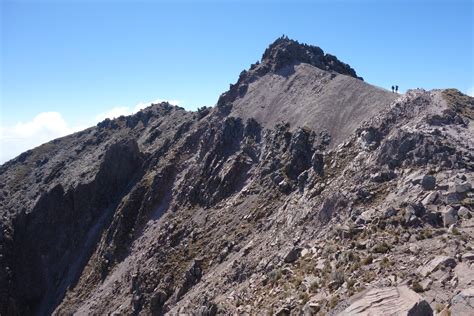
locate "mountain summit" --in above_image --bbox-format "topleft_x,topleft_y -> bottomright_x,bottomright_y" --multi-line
219,37 -> 395,146
260,36 -> 361,79
1,39 -> 473,315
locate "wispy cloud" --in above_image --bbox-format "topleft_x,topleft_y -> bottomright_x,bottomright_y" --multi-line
0,112 -> 86,163
467,86 -> 474,97
1,98 -> 181,164
95,99 -> 181,121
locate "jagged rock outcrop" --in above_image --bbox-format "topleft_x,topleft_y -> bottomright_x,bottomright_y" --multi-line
1,38 -> 473,315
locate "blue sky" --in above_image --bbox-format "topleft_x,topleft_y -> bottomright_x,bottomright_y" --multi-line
1,0 -> 473,162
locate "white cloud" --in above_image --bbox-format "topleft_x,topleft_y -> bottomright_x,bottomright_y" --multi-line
0,112 -> 86,164
95,99 -> 181,121
95,106 -> 132,122
467,86 -> 474,97
1,98 -> 181,164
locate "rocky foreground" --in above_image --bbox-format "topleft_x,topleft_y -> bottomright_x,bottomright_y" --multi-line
1,37 -> 473,315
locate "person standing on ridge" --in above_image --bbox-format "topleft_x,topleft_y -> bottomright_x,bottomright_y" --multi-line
395,85 -> 399,93
391,85 -> 394,93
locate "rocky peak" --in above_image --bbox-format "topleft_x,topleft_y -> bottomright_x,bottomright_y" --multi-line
260,36 -> 362,79
217,36 -> 362,108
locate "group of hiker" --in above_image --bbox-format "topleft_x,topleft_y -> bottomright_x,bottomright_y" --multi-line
391,85 -> 399,93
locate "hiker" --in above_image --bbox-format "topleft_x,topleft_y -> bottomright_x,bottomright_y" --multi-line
391,86 -> 394,93
395,85 -> 399,93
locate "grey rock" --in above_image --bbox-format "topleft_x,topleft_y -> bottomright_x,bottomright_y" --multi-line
422,191 -> 439,206
384,206 -> 398,218
284,247 -> 303,263
420,278 -> 432,291
418,256 -> 457,277
451,287 -> 474,316
440,206 -> 457,227
339,286 -> 433,315
458,206 -> 471,218
371,170 -> 396,183
421,175 -> 436,191
443,192 -> 461,204
455,181 -> 472,194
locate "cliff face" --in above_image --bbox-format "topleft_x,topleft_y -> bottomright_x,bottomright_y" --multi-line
1,38 -> 473,315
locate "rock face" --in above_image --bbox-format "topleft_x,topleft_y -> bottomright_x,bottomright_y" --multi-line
0,37 -> 473,315
340,286 -> 433,316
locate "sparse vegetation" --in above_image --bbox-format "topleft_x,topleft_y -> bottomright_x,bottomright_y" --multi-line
435,303 -> 445,313
379,257 -> 392,268
328,295 -> 339,309
372,242 -> 390,254
268,269 -> 282,285
411,280 -> 424,293
362,255 -> 374,265
309,281 -> 319,293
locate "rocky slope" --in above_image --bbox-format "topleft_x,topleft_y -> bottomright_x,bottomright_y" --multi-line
1,37 -> 473,315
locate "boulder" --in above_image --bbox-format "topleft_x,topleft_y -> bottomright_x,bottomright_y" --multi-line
458,206 -> 471,218
421,191 -> 438,206
443,192 -> 461,204
359,209 -> 376,223
420,278 -> 433,292
339,286 -> 433,315
423,211 -> 442,227
451,287 -> 474,316
284,247 -> 303,263
421,175 -> 436,191
455,181 -> 472,193
418,256 -> 457,277
371,170 -> 396,183
440,206 -> 457,227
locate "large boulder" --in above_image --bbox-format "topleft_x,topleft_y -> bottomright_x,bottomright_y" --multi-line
284,247 -> 303,263
418,256 -> 457,277
440,206 -> 457,227
454,181 -> 472,194
339,286 -> 433,315
421,175 -> 436,191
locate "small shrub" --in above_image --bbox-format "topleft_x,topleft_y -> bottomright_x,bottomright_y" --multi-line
435,303 -> 444,313
362,255 -> 373,265
268,269 -> 282,285
346,278 -> 356,289
293,276 -> 303,288
411,280 -> 424,293
380,257 -> 392,268
350,261 -> 361,272
309,281 -> 319,293
299,292 -> 309,304
328,296 -> 339,309
372,242 -> 390,254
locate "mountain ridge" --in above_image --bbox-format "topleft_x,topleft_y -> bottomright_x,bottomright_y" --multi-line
0,38 -> 473,315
